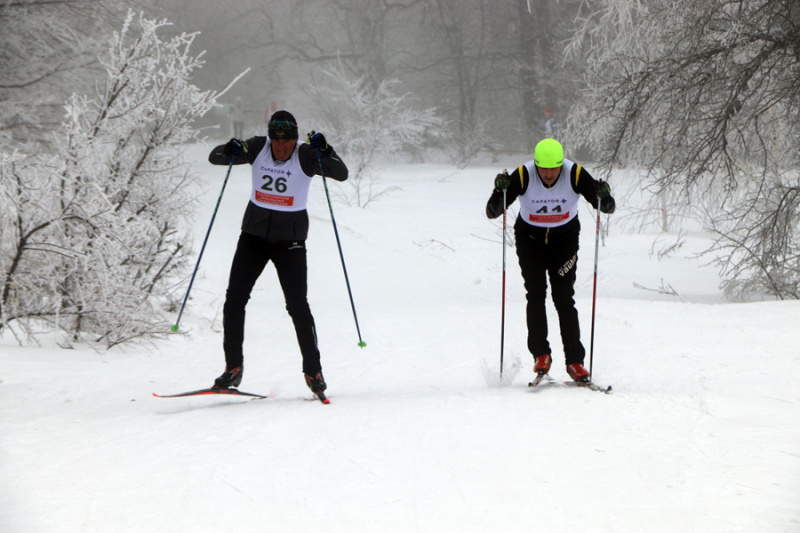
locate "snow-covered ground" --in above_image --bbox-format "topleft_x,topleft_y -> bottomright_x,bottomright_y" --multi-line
2,143 -> 799,532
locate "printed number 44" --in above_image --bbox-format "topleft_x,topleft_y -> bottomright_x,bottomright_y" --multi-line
536,205 -> 563,214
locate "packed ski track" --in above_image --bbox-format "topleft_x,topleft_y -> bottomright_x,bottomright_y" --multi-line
2,143 -> 799,532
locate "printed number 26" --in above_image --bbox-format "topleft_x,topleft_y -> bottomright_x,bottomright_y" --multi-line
261,175 -> 287,193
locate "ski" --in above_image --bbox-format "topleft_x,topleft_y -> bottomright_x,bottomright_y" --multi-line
566,380 -> 613,394
527,375 -> 612,394
153,387 -> 269,399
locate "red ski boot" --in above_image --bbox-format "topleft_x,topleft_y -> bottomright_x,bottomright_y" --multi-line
534,354 -> 552,375
566,363 -> 591,383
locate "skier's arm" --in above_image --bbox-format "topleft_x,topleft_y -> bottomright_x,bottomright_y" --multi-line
298,132 -> 348,182
572,165 -> 616,214
208,137 -> 264,165
298,142 -> 348,182
486,165 -> 527,219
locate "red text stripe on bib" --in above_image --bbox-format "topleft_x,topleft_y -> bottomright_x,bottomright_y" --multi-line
256,190 -> 294,207
529,212 -> 570,224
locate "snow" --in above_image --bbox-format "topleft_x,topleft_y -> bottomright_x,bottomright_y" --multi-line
2,144 -> 799,533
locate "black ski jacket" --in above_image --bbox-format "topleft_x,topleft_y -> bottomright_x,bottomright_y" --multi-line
209,137 -> 348,242
485,163 -> 615,243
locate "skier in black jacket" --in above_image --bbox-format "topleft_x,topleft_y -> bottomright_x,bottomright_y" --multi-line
486,138 -> 615,383
207,110 -> 348,395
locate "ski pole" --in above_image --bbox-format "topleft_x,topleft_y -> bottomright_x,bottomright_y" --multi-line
171,156 -> 235,332
500,172 -> 508,378
318,151 -> 366,348
588,208 -> 601,377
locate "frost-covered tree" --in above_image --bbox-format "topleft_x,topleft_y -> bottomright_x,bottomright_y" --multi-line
568,0 -> 800,299
0,0 -> 136,147
707,181 -> 800,299
310,62 -> 444,207
0,11 -> 234,346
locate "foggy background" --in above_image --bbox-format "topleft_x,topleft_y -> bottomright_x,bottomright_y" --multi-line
2,0 -> 583,156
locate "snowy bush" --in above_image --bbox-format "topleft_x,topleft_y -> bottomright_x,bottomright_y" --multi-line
0,11 -> 231,346
310,62 -> 445,207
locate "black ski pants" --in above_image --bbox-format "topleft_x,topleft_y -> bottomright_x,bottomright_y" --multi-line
514,217 -> 586,365
223,232 -> 321,375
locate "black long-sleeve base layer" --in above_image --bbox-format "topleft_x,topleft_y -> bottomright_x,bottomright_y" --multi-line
223,232 -> 321,376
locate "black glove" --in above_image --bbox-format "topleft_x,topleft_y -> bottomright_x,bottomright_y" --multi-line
306,131 -> 332,156
494,172 -> 510,190
596,180 -> 611,199
596,181 -> 615,214
225,138 -> 247,156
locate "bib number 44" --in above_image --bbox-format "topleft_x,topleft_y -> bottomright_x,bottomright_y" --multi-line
529,203 -> 570,223
536,204 -> 562,214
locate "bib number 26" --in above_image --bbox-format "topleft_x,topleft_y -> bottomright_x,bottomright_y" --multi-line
261,175 -> 287,193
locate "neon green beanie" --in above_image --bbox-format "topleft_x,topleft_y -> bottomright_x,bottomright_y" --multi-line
534,138 -> 564,168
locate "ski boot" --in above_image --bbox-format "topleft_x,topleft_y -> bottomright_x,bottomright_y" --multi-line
566,363 -> 591,383
534,354 -> 552,375
304,371 -> 327,394
214,365 -> 243,389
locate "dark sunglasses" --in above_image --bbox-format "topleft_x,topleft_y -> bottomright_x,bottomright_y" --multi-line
269,120 -> 297,131
268,120 -> 298,139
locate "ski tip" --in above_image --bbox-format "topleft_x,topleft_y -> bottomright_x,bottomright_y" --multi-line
316,392 -> 331,404
586,382 -> 613,393
527,373 -> 551,387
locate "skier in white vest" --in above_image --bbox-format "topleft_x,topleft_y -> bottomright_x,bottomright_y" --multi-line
485,138 -> 615,383
207,110 -> 348,395
543,107 -> 559,140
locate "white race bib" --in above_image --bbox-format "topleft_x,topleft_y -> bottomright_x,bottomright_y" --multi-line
250,142 -> 312,212
518,159 -> 580,228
